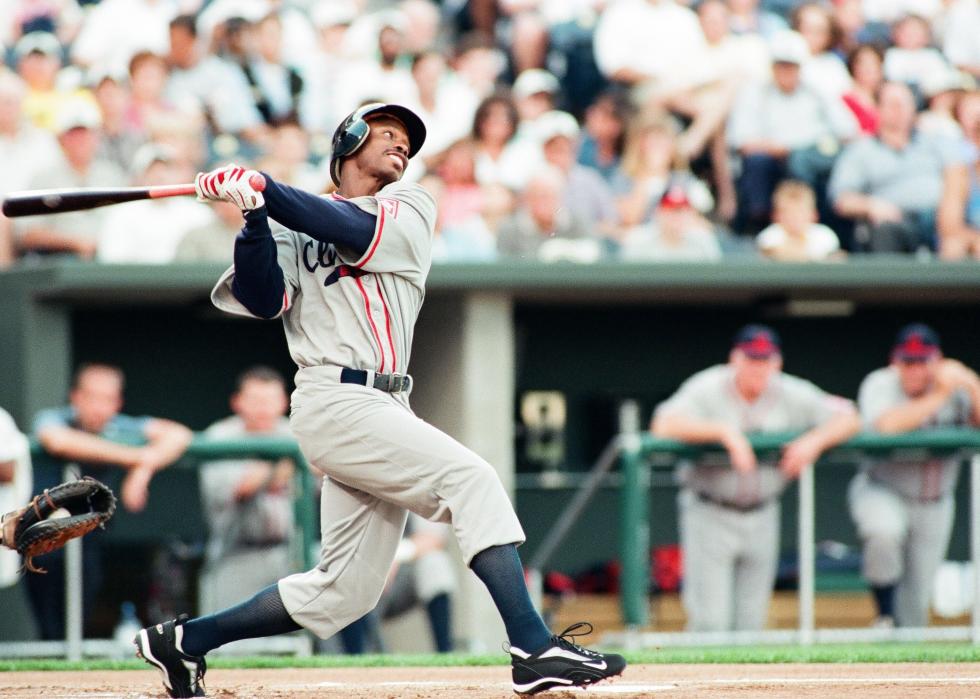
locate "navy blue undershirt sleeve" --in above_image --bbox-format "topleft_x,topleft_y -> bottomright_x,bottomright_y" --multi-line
231,208 -> 286,320
260,174 -> 376,257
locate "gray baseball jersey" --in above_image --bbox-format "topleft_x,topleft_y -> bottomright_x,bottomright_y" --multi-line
850,365 -> 976,626
212,181 -> 435,376
200,416 -> 294,559
209,181 -> 526,639
857,366 -> 974,500
656,364 -> 853,506
656,364 -> 853,632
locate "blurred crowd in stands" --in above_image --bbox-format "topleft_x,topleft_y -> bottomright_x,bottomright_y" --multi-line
0,0 -> 979,268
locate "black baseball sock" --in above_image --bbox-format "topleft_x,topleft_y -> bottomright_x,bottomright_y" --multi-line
871,584 -> 896,618
469,544 -> 551,653
426,593 -> 453,653
180,583 -> 302,657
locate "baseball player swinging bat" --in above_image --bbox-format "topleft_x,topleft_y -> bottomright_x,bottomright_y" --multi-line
1,173 -> 266,218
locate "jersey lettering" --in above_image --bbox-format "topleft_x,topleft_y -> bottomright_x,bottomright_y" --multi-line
302,240 -> 339,272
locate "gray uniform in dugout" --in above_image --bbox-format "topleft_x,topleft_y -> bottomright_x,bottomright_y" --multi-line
211,179 -> 525,639
849,324 -> 980,628
653,325 -> 859,633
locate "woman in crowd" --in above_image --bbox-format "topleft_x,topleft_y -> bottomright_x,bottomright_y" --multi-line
612,112 -> 714,231
471,91 -> 539,191
577,89 -> 631,183
841,44 -> 884,136
793,2 -> 852,99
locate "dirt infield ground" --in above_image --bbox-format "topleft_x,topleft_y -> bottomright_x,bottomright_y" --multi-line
3,663 -> 980,698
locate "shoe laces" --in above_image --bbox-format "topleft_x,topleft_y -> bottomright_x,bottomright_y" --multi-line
174,614 -> 207,693
552,622 -> 601,658
194,659 -> 207,695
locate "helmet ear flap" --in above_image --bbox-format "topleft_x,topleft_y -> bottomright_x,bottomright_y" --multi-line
330,117 -> 371,185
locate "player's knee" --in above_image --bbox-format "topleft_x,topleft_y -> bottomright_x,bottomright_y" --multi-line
860,519 -> 905,544
345,577 -> 386,621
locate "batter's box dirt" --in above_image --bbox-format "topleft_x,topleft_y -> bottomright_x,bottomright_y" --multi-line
2,663 -> 980,698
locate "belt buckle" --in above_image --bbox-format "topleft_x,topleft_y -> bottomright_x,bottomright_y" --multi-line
388,372 -> 412,393
390,372 -> 404,393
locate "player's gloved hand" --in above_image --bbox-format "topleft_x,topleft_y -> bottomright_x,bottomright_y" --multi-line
194,163 -> 244,202
223,168 -> 266,211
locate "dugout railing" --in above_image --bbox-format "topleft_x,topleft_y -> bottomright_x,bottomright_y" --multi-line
0,437 -> 317,660
534,413 -> 980,649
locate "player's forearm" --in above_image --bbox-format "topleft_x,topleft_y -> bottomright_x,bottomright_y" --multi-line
833,192 -> 873,219
38,428 -> 142,468
260,175 -> 375,255
651,413 -> 731,444
873,391 -> 951,434
805,410 -> 861,453
232,208 -> 287,319
144,421 -> 193,468
0,460 -> 14,482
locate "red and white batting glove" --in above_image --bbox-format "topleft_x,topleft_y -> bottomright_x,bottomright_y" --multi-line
223,169 -> 266,211
194,163 -> 245,202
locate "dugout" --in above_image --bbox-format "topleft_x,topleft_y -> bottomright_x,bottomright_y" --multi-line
1,259 -> 979,644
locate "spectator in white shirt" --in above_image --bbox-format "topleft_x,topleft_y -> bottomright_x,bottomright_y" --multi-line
698,0 -> 771,85
942,0 -> 980,79
728,30 -> 857,233
472,91 -> 541,190
593,0 -> 736,164
862,0 -> 942,25
300,2 -> 358,138
408,50 -> 480,163
792,2 -> 852,99
97,144 -> 214,263
0,69 -> 60,266
239,13 -> 306,127
332,18 -> 417,120
71,0 -> 177,70
165,14 -> 267,144
883,14 -> 950,94
18,98 -> 127,259
757,180 -> 843,261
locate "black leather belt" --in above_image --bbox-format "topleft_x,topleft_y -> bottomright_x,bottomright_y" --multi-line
696,492 -> 769,513
340,367 -> 413,394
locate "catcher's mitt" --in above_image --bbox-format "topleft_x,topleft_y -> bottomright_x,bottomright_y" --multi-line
0,477 -> 116,573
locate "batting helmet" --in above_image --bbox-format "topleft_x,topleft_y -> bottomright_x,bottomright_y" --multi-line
329,103 -> 427,185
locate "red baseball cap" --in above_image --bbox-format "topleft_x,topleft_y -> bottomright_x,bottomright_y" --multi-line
892,323 -> 941,361
733,324 -> 782,359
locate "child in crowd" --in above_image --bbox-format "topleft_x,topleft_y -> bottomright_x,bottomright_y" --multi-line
756,180 -> 843,261
883,14 -> 949,95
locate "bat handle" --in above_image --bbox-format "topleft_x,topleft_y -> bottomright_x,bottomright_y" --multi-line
249,173 -> 266,192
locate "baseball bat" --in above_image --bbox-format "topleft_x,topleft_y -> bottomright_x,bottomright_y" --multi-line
1,173 -> 266,218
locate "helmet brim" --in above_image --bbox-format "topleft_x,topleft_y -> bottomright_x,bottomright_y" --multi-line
359,103 -> 427,159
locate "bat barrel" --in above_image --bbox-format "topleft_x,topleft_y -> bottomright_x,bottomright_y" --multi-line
2,185 -> 196,218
